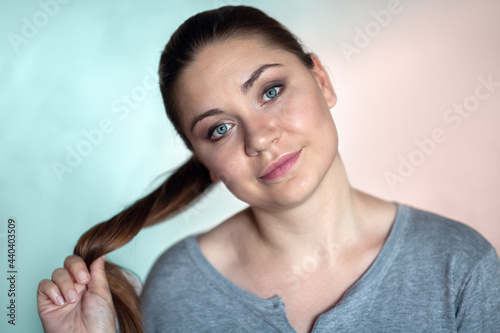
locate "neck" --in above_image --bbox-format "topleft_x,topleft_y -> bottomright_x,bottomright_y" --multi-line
246,154 -> 368,263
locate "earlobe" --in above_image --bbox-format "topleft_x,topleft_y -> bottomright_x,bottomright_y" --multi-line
310,53 -> 337,109
210,171 -> 219,183
197,157 -> 220,183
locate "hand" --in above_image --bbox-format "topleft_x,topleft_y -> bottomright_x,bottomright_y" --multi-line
37,255 -> 116,333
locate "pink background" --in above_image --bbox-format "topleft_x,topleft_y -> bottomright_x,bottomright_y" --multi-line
283,0 -> 500,252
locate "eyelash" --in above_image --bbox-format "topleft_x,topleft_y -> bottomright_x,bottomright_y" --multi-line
207,122 -> 234,141
206,81 -> 287,141
261,81 -> 286,104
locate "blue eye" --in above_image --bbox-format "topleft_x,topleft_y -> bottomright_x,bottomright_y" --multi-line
211,123 -> 233,140
263,86 -> 282,102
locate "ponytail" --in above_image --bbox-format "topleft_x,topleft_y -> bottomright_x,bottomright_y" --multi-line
71,4 -> 314,331
74,156 -> 213,332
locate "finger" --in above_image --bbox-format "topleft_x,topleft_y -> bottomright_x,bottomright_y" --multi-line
87,255 -> 111,296
64,255 -> 90,284
37,279 -> 66,306
52,267 -> 79,304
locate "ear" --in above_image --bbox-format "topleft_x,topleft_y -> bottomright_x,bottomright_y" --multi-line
310,53 -> 337,109
196,156 -> 220,183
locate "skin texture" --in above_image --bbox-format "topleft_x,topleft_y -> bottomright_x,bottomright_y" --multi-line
180,37 -> 338,211
183,37 -> 397,333
37,36 -> 397,333
37,255 -> 116,333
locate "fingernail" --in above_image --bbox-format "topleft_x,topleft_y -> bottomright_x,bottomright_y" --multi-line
67,289 -> 78,303
56,295 -> 65,306
78,271 -> 89,283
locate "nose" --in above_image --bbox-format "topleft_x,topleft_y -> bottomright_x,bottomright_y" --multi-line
244,115 -> 280,156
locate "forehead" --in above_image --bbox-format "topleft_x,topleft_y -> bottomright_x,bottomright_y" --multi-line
182,37 -> 287,85
177,37 -> 303,116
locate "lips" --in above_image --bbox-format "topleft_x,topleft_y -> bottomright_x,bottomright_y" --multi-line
259,149 -> 302,181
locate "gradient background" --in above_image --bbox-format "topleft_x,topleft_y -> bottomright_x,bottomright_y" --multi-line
1,0 -> 499,331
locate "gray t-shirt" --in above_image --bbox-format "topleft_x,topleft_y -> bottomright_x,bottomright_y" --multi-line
141,204 -> 500,332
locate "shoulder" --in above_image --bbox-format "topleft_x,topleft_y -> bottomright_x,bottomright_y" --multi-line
142,235 -> 196,289
140,235 -> 208,330
139,230 -> 258,332
385,204 -> 500,309
398,204 -> 496,266
141,208 -> 251,298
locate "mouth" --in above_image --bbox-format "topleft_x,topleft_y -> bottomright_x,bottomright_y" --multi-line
259,148 -> 303,181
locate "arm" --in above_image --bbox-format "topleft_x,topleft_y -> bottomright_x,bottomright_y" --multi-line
456,248 -> 500,332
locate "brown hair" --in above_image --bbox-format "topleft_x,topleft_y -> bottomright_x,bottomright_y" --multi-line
73,6 -> 313,332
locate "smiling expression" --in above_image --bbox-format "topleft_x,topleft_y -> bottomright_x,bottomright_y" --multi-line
177,37 -> 339,211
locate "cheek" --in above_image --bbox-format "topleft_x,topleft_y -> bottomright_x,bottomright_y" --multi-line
278,89 -> 308,131
280,86 -> 332,135
204,149 -> 248,186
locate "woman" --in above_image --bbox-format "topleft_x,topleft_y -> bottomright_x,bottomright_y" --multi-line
37,6 -> 500,333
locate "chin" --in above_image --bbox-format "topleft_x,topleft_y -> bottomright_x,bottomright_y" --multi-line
271,147 -> 338,209
256,172 -> 323,210
232,146 -> 338,210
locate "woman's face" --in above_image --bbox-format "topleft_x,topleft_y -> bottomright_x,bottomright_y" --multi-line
177,36 -> 339,211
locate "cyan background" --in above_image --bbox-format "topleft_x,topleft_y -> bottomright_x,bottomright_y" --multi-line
1,0 -> 499,332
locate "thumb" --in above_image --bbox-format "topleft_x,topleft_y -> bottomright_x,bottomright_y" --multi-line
87,255 -> 111,297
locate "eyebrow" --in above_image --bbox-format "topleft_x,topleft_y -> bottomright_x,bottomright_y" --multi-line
190,63 -> 283,134
190,108 -> 224,134
241,63 -> 283,94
